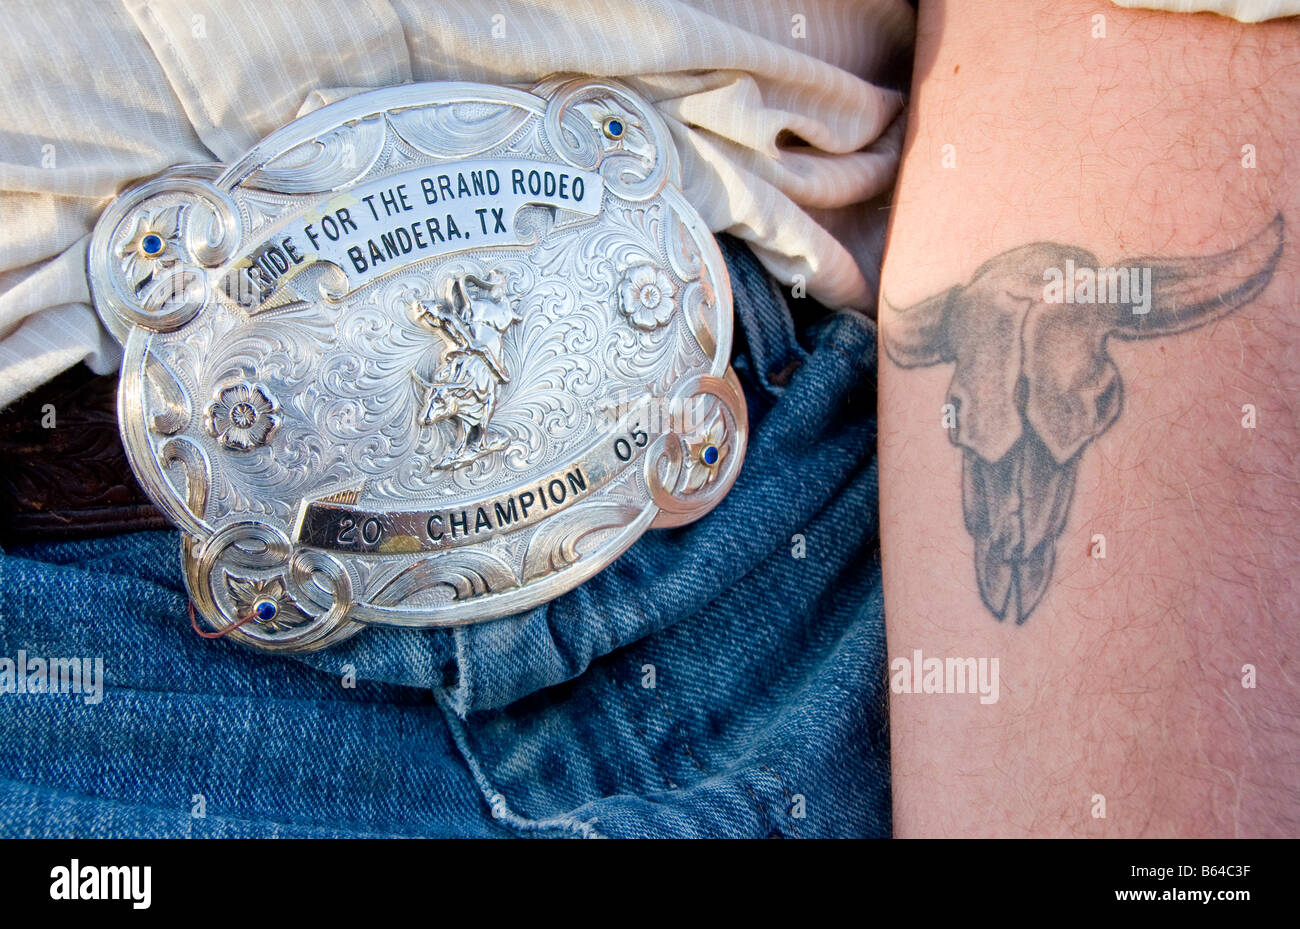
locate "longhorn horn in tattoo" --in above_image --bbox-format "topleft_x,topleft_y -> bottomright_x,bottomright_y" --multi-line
883,215 -> 1283,624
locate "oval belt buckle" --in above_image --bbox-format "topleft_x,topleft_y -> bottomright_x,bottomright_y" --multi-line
88,77 -> 746,652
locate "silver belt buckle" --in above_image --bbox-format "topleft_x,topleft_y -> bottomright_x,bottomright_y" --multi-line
89,78 -> 746,652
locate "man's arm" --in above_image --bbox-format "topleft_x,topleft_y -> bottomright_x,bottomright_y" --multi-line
879,0 -> 1299,837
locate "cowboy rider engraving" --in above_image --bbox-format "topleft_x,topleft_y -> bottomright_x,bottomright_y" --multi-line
412,269 -> 522,468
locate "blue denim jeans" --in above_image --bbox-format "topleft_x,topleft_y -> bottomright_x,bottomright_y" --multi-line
0,238 -> 888,838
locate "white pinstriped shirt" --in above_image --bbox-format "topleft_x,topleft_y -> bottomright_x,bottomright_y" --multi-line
0,0 -> 1293,408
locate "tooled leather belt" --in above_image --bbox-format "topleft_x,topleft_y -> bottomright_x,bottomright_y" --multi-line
0,366 -> 166,544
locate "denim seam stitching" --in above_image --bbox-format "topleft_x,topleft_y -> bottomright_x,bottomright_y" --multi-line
432,687 -> 604,839
449,625 -> 474,716
759,763 -> 801,839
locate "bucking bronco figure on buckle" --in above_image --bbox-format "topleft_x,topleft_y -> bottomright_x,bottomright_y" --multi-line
411,269 -> 522,468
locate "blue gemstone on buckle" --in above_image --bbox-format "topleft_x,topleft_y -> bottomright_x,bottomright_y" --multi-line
141,233 -> 164,256
253,599 -> 278,622
603,118 -> 624,140
701,444 -> 719,466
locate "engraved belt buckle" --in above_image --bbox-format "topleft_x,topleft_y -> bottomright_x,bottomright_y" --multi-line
89,78 -> 746,653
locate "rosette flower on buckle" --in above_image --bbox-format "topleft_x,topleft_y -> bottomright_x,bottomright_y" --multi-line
204,381 -> 281,450
618,263 -> 677,330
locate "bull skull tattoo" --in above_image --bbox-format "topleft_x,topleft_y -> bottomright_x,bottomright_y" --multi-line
883,215 -> 1284,624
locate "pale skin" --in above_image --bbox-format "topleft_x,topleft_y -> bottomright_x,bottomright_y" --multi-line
880,0 -> 1300,836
